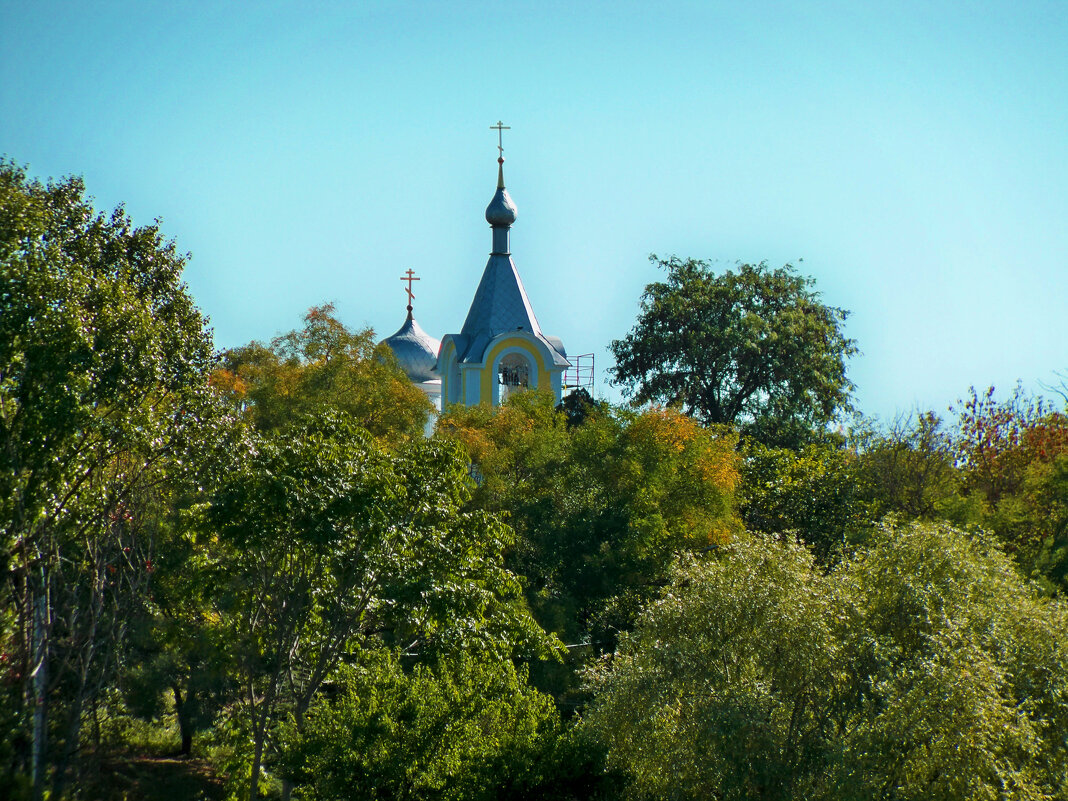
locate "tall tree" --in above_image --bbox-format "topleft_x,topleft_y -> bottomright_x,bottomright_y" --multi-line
204,412 -> 554,801
610,257 -> 856,446
436,392 -> 740,700
0,161 -> 225,799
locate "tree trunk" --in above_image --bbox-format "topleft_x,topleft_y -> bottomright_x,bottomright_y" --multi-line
173,684 -> 193,756
50,681 -> 86,801
180,725 -> 193,758
278,708 -> 305,801
249,716 -> 266,801
248,679 -> 277,801
30,587 -> 48,801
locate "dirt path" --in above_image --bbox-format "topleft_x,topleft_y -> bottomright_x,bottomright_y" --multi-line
84,754 -> 226,801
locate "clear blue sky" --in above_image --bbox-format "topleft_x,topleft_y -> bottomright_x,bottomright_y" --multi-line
3,1 -> 1066,421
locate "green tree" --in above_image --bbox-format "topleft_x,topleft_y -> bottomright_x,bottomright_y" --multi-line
214,304 -> 432,444
738,438 -> 864,561
437,393 -> 740,705
0,161 -> 225,799
278,650 -> 613,801
204,412 -> 555,801
120,507 -> 237,757
949,386 -> 1068,590
850,411 -> 961,522
583,522 -> 1068,800
583,537 -> 839,800
610,257 -> 857,447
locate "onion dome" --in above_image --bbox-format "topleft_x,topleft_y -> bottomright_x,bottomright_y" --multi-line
382,310 -> 441,383
485,158 -> 518,227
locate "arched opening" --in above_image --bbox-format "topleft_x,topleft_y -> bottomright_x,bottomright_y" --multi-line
497,351 -> 531,403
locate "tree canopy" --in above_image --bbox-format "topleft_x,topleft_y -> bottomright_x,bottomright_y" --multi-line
584,522 -> 1068,800
9,157 -> 1068,801
202,411 -> 556,800
610,257 -> 857,446
437,392 -> 739,646
0,160 -> 228,800
214,304 -> 432,444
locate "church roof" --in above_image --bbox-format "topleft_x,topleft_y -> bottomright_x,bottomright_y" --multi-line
452,159 -> 568,368
382,309 -> 441,383
460,253 -> 541,341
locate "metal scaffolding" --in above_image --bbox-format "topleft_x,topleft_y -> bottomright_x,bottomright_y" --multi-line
562,353 -> 595,396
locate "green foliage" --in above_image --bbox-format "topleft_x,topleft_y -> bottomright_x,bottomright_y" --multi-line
583,522 -> 1068,800
739,438 -> 865,561
941,386 -> 1068,590
437,393 -> 740,655
850,411 -> 961,522
121,549 -> 236,757
843,398 -> 1068,591
609,257 -> 856,446
0,160 -> 227,799
203,411 -> 556,799
279,650 -> 609,801
14,156 -> 1068,800
214,304 -> 431,444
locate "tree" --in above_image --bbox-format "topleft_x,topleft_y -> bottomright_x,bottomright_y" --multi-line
948,385 -> 1068,590
610,257 -> 857,446
214,304 -> 432,444
204,411 -> 555,801
0,161 -> 226,799
120,509 -> 237,758
583,523 -> 1068,800
850,411 -> 960,522
436,392 -> 740,705
277,651 -> 608,801
739,438 -> 865,561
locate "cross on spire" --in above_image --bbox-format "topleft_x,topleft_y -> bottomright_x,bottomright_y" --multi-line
491,120 -> 510,160
399,268 -> 420,311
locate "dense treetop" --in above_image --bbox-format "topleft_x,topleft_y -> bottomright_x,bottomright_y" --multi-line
610,256 -> 857,447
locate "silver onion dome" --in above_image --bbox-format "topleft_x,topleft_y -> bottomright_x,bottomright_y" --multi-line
485,158 -> 517,227
382,310 -> 441,383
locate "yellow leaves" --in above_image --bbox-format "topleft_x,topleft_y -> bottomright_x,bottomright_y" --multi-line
626,407 -> 741,496
436,417 -> 495,464
217,307 -> 432,444
626,406 -> 696,454
208,367 -> 246,396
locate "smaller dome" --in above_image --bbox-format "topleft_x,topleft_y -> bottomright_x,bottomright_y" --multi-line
382,311 -> 441,383
485,159 -> 517,226
485,187 -> 517,227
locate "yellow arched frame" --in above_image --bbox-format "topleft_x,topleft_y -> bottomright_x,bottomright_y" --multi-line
479,336 -> 552,405
439,340 -> 458,407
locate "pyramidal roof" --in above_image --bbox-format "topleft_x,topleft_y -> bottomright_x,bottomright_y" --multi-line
459,255 -> 542,338
453,158 -> 568,367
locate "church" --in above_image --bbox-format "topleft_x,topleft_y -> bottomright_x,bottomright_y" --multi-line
381,131 -> 572,414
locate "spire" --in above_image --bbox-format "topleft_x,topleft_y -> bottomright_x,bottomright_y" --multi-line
485,122 -> 517,251
458,128 -> 543,348
440,123 -> 570,385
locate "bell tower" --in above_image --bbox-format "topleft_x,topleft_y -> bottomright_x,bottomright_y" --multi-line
438,125 -> 569,408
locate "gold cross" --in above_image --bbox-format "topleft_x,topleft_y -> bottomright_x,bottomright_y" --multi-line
491,120 -> 510,158
400,268 -> 420,310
